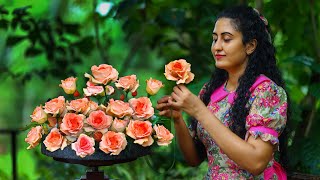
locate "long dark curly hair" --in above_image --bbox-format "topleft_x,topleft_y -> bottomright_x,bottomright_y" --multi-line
200,5 -> 290,170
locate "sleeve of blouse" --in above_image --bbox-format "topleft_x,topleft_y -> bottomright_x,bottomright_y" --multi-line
245,81 -> 288,147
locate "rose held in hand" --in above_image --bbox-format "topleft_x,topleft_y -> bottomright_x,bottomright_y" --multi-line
164,59 -> 195,84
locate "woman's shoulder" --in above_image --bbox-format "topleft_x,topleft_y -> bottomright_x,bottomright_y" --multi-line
250,75 -> 287,97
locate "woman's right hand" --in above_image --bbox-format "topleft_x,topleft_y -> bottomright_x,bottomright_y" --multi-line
156,95 -> 183,122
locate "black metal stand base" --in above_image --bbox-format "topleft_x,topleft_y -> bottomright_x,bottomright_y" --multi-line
77,167 -> 109,180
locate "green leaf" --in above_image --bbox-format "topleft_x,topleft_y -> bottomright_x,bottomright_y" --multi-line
5,35 -> 26,46
20,122 -> 39,131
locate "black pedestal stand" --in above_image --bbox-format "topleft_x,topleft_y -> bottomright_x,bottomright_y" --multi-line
77,167 -> 109,180
41,142 -> 151,180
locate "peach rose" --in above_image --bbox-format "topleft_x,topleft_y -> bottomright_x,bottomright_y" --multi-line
83,84 -> 105,96
164,59 -> 195,84
59,77 -> 77,94
60,113 -> 85,136
25,126 -> 43,149
105,85 -> 115,95
43,128 -> 64,152
129,97 -> 154,120
30,105 -> 47,124
115,75 -> 139,92
153,125 -> 174,146
44,96 -> 66,117
71,134 -> 95,158
99,131 -> 127,155
106,99 -> 134,118
67,98 -> 90,114
47,116 -> 58,127
87,101 -> 99,114
146,78 -> 164,96
110,118 -> 129,132
86,110 -> 113,130
126,120 -> 154,147
85,64 -> 119,85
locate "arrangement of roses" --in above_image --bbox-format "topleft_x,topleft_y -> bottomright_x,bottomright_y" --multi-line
24,59 -> 194,158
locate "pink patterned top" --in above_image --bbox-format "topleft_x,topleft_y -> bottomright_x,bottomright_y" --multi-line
190,75 -> 287,180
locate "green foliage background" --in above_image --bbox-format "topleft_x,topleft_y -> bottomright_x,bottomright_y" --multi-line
0,0 -> 319,179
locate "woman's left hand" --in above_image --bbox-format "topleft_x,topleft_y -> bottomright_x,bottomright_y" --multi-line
169,84 -> 206,117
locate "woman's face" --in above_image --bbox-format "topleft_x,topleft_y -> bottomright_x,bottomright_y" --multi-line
211,18 -> 249,74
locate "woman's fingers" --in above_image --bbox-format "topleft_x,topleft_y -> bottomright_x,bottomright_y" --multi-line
157,95 -> 170,104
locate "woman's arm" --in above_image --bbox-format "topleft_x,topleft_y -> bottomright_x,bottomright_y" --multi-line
157,96 -> 204,166
169,85 -> 274,175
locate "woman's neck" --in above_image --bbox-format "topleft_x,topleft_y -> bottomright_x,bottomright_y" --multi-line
226,72 -> 243,92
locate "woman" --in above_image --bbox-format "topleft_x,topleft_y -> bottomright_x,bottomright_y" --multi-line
157,5 -> 288,179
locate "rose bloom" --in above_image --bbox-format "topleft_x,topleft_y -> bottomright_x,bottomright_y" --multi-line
146,78 -> 164,95
84,64 -> 119,85
83,84 -> 105,97
87,101 -> 99,114
44,96 -> 66,117
129,97 -> 154,120
99,131 -> 127,155
110,118 -> 129,132
25,126 -> 43,149
47,116 -> 58,127
30,105 -> 47,124
126,120 -> 154,147
86,110 -> 113,130
105,85 -> 115,95
115,75 -> 139,92
106,99 -> 134,118
67,98 -> 90,114
164,59 -> 195,84
146,78 -> 164,96
153,125 -> 174,146
60,113 -> 85,136
59,77 -> 77,94
71,134 -> 95,158
43,128 -> 64,152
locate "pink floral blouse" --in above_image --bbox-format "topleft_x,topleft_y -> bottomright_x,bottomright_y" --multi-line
190,75 -> 287,180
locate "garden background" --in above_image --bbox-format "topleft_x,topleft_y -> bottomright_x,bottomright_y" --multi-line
0,0 -> 319,179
